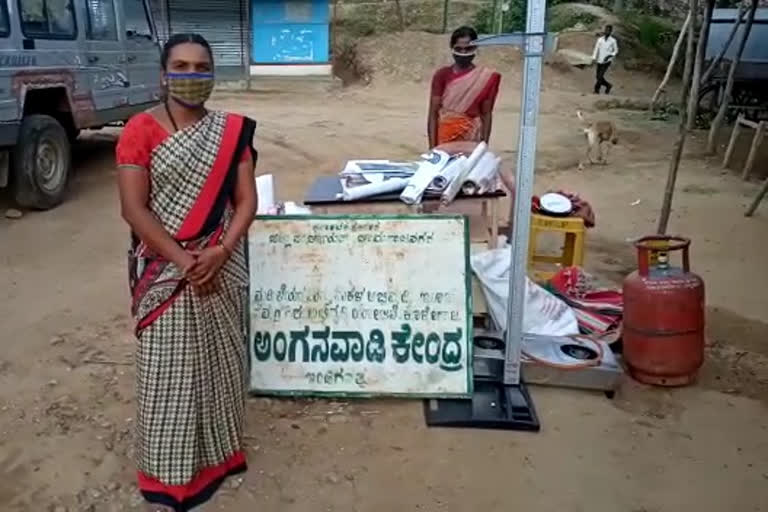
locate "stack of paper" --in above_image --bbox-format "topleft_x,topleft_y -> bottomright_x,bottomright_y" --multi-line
337,143 -> 503,205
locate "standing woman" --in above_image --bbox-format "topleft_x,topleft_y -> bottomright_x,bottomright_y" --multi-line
428,26 -> 502,148
116,33 -> 257,511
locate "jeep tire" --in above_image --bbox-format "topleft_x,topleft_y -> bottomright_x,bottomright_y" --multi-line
12,115 -> 71,210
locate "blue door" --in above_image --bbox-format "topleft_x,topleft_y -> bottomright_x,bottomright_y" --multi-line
252,0 -> 329,64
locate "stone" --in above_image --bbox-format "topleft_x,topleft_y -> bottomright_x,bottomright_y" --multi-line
556,49 -> 593,68
50,336 -> 65,346
4,208 -> 22,220
327,414 -> 348,425
325,472 -> 341,485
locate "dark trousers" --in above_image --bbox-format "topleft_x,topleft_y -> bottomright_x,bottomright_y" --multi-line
594,62 -> 612,94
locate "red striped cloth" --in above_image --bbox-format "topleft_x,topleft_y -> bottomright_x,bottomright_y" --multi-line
545,267 -> 623,336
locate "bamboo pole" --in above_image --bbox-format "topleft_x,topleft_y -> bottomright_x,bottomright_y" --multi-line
686,0 -> 715,131
651,11 -> 691,110
742,121 -> 765,180
745,177 -> 768,217
657,0 -> 698,235
493,0 -> 504,33
700,3 -> 746,86
706,0 -> 758,155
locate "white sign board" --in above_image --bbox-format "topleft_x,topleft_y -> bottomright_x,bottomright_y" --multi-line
248,215 -> 472,397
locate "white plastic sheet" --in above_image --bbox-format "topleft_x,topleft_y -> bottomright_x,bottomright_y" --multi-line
471,247 -> 579,336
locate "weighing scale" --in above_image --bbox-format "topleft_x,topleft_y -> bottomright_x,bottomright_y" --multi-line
424,0 -> 623,430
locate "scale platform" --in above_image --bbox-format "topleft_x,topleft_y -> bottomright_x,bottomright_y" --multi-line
424,330 -> 623,429
423,334 -> 540,431
477,331 -> 624,397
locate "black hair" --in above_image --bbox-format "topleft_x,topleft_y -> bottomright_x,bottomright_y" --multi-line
450,26 -> 478,47
605,24 -> 613,31
161,33 -> 214,70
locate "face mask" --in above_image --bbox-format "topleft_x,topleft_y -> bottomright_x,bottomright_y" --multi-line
165,72 -> 215,108
452,51 -> 476,69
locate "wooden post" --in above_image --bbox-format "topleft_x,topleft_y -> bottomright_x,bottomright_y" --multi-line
442,0 -> 449,33
701,4 -> 746,86
686,0 -> 715,131
706,0 -> 758,155
393,0 -> 405,31
745,177 -> 768,217
657,0 -> 697,235
651,12 -> 691,110
742,121 -> 765,180
722,115 -> 744,169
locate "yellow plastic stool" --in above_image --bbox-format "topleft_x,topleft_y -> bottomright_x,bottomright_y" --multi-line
527,213 -> 586,282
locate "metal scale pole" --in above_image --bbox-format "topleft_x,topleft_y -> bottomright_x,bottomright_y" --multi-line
476,0 -> 547,385
424,0 -> 548,430
504,0 -> 546,385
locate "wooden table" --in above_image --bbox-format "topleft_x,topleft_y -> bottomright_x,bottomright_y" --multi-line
304,176 -> 506,248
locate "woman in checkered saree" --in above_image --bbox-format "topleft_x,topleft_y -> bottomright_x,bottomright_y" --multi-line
116,34 -> 257,511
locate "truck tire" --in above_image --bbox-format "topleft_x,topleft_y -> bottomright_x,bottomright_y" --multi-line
12,114 -> 71,210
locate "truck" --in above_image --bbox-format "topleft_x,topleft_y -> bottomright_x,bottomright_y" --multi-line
698,8 -> 768,126
0,0 -> 162,210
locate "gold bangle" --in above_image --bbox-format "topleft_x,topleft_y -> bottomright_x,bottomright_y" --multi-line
218,241 -> 232,256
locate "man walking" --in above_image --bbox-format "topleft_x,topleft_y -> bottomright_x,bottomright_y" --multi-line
592,25 -> 618,94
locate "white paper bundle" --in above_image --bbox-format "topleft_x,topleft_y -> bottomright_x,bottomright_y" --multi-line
342,177 -> 409,201
255,174 -> 275,214
400,150 -> 451,205
462,153 -> 501,195
441,142 -> 487,205
465,142 -> 488,173
431,155 -> 467,192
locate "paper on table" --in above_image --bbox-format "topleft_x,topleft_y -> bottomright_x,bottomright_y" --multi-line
441,142 -> 487,205
400,150 -> 451,204
462,153 -> 501,195
342,178 -> 409,201
465,141 -> 487,173
431,155 -> 467,191
255,174 -> 275,214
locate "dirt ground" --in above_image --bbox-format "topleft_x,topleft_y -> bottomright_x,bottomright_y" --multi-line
2,53 -> 768,512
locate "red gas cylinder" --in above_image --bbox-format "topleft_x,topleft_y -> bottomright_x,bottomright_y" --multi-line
623,236 -> 705,386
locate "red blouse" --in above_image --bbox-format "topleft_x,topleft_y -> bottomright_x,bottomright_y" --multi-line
430,66 -> 502,118
115,112 -> 249,169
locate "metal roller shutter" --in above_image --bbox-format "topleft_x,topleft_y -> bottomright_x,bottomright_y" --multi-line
166,0 -> 247,70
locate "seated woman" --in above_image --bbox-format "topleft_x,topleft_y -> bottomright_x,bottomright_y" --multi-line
428,26 -> 502,148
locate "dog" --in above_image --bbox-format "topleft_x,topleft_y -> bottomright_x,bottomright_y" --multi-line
577,110 -> 618,166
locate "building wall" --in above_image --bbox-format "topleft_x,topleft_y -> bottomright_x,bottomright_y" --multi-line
251,0 -> 330,65
149,0 -> 250,77
149,0 -> 332,78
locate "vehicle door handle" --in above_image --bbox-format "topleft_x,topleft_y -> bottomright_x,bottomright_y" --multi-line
87,56 -> 99,64
126,55 -> 137,63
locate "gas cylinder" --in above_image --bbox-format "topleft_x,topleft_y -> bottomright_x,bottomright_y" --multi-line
623,236 -> 705,386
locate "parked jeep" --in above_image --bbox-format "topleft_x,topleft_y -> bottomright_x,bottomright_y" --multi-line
0,0 -> 162,210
